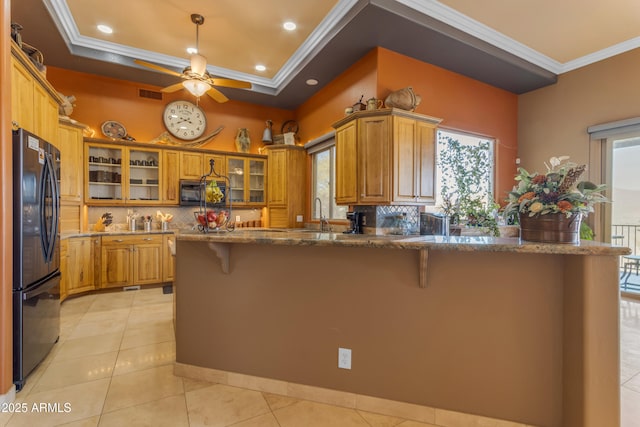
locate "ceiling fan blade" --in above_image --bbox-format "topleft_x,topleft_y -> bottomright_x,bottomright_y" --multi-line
161,83 -> 186,93
210,78 -> 252,89
206,86 -> 229,103
134,59 -> 182,77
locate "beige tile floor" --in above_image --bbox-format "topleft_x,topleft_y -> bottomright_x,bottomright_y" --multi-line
1,288 -> 639,427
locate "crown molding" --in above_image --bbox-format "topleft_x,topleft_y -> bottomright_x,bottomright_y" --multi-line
561,36 -> 640,73
393,0 -> 563,73
43,0 -> 362,93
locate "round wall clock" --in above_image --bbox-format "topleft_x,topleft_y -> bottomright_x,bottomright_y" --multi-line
163,100 -> 207,141
101,120 -> 127,139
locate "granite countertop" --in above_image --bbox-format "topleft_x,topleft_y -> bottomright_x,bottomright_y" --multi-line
176,229 -> 631,256
61,230 -> 175,239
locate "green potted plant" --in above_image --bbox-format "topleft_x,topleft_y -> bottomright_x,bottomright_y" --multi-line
437,136 -> 499,237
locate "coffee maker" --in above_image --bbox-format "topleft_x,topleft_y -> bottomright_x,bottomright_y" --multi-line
344,212 -> 364,234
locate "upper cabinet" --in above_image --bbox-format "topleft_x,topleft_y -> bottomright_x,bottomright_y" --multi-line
265,145 -> 306,228
179,151 -> 226,181
333,109 -> 442,205
58,122 -> 85,202
84,139 -> 265,207
85,142 -> 162,205
226,156 -> 266,207
11,42 -> 62,144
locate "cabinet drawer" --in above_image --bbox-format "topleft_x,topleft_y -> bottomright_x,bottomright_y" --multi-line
102,234 -> 164,245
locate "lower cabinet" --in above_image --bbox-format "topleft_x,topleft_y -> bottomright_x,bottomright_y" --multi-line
101,234 -> 163,289
61,236 -> 100,300
163,234 -> 176,282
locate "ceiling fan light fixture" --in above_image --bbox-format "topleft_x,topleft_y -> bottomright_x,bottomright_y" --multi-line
183,79 -> 210,97
190,53 -> 207,76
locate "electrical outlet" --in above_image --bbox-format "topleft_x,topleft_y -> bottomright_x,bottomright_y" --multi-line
296,215 -> 303,222
235,215 -> 241,222
338,347 -> 352,370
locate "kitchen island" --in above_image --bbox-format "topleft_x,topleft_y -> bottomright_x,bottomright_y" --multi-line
174,230 -> 629,427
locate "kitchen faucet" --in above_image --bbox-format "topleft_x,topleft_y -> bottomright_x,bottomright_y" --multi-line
315,197 -> 331,232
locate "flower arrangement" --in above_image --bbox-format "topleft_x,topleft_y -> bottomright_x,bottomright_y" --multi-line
504,156 -> 606,219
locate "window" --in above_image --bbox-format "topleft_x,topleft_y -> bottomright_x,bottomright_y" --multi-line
309,137 -> 348,220
435,130 -> 495,213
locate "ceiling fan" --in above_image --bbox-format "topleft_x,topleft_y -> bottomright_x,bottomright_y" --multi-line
134,13 -> 251,103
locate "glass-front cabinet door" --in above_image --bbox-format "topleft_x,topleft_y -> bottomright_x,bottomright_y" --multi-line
86,144 -> 124,203
227,157 -> 246,204
248,159 -> 265,205
226,156 -> 266,207
128,148 -> 161,203
86,143 -> 162,205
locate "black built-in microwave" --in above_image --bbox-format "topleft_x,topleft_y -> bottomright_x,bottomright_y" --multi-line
179,180 -> 226,206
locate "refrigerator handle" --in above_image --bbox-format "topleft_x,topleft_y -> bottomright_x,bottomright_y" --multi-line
23,274 -> 59,300
38,153 -> 50,261
44,153 -> 59,263
47,152 -> 60,258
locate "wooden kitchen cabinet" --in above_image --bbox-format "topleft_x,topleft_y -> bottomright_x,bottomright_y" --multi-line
392,117 -> 438,203
61,236 -> 100,300
227,156 -> 266,207
162,150 -> 179,204
265,145 -> 306,228
179,151 -> 204,180
163,234 -> 175,282
358,115 -> 391,203
335,120 -> 358,204
58,121 -> 85,202
85,143 -> 162,205
203,153 -> 226,177
179,151 -> 226,181
10,42 -> 62,143
101,234 -> 163,288
333,108 -> 441,205
58,120 -> 87,233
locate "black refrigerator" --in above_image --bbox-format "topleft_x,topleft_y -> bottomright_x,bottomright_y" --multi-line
12,128 -> 61,391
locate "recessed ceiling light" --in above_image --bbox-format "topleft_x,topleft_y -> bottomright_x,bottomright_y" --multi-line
97,24 -> 113,34
186,47 -> 198,54
283,21 -> 297,31
255,64 -> 266,72
306,78 -> 319,86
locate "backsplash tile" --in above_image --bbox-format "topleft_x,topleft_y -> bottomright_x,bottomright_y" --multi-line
353,205 -> 420,235
87,206 -> 263,232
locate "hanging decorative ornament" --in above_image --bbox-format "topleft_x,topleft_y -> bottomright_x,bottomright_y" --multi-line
262,120 -> 273,144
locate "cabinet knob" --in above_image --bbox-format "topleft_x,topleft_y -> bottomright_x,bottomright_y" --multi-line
143,238 -> 153,241
114,239 -> 124,243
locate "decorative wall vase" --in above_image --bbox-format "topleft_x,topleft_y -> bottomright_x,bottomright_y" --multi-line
384,86 -> 422,111
519,213 -> 581,244
235,128 -> 250,153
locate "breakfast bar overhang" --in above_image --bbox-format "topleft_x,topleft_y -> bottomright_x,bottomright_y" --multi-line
174,231 -> 630,427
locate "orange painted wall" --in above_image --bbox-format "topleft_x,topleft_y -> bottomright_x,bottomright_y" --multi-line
376,48 -> 518,203
46,67 -> 295,154
295,49 -> 378,142
294,47 -> 518,204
